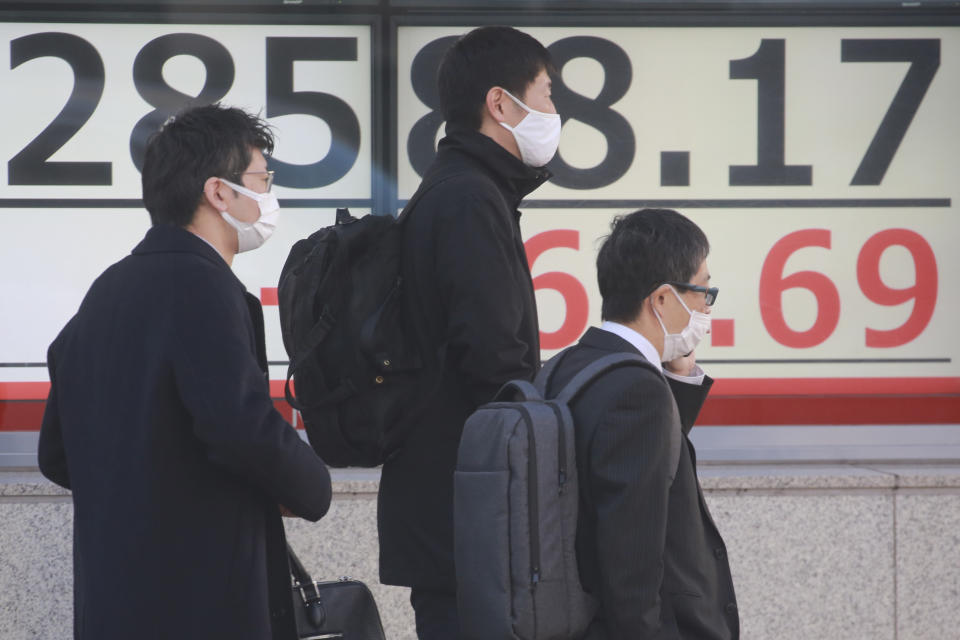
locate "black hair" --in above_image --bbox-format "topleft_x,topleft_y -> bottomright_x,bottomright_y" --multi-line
438,26 -> 555,130
597,209 -> 710,323
141,103 -> 274,227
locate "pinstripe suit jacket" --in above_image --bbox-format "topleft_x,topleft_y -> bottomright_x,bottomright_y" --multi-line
546,327 -> 739,640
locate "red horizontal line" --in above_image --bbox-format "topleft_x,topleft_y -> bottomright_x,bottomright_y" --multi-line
1,379 -> 296,401
261,287 -> 278,306
4,379 -> 959,431
698,396 -> 960,426
0,401 -> 46,431
0,398 -> 302,432
0,395 -> 960,431
711,377 -> 960,396
0,382 -> 50,400
6,395 -> 958,431
6,378 -> 957,401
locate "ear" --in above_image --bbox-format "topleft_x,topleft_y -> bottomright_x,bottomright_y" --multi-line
202,176 -> 228,212
483,86 -> 510,124
648,283 -> 672,315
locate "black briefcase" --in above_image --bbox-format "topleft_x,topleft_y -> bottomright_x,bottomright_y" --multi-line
288,545 -> 386,640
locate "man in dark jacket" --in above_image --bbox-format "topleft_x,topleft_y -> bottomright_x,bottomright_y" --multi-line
378,26 -> 559,638
38,104 -> 332,640
547,209 -> 738,639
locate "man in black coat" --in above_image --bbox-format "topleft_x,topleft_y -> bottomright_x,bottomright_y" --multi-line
38,104 -> 332,640
378,26 -> 560,638
546,209 -> 739,639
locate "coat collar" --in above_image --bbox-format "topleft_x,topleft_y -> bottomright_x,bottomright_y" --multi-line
132,224 -> 245,291
578,326 -> 664,377
598,322 -> 663,373
579,325 -> 646,358
438,124 -> 550,208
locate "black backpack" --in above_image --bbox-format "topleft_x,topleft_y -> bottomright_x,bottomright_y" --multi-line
277,181 -> 449,467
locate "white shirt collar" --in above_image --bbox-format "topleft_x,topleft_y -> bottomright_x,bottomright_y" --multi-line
190,231 -> 229,264
599,321 -> 662,373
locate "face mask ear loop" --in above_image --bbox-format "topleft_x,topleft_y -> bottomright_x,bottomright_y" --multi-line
647,292 -> 670,344
220,177 -> 265,202
668,284 -> 695,317
501,89 -> 532,115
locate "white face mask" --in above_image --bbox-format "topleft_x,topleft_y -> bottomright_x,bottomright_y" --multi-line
218,178 -> 280,253
498,89 -> 561,167
653,285 -> 711,363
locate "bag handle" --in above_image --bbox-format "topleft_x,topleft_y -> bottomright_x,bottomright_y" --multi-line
288,544 -> 328,627
287,543 -> 314,587
553,353 -> 659,405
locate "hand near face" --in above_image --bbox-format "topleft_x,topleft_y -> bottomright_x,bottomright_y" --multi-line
663,350 -> 697,377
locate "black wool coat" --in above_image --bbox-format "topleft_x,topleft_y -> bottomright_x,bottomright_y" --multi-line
38,225 -> 332,640
378,126 -> 547,589
547,327 -> 739,640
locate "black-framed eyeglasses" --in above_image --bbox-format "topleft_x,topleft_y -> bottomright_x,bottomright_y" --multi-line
667,281 -> 718,306
232,170 -> 274,192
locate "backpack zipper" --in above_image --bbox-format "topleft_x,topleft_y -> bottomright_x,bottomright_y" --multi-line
547,402 -> 567,494
516,405 -> 541,590
482,403 -> 541,589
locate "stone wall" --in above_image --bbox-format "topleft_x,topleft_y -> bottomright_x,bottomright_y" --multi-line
2,464 -> 958,640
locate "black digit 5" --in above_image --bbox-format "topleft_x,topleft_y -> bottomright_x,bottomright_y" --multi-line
266,37 -> 361,189
842,39 -> 940,186
406,35 -> 459,178
9,32 -> 110,185
546,36 -> 634,190
130,34 -> 234,172
729,39 -> 812,186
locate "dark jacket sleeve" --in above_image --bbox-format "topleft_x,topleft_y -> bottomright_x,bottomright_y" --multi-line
666,375 -> 713,435
432,186 -> 536,403
589,370 -> 680,639
38,329 -> 70,489
169,272 -> 331,522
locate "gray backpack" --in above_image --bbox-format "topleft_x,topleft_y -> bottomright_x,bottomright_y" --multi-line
454,351 -> 658,640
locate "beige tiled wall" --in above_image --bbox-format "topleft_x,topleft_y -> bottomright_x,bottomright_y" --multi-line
2,465 -> 958,640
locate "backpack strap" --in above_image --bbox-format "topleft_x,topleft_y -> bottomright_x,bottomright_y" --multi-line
284,306 -> 336,410
492,379 -> 543,403
553,352 -> 659,406
533,346 -> 574,397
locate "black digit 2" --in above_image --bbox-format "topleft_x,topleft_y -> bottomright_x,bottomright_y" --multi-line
8,32 -> 110,185
266,37 -> 361,189
842,39 -> 940,186
406,36 -> 460,178
546,36 -> 634,189
729,39 -> 812,186
130,34 -> 234,172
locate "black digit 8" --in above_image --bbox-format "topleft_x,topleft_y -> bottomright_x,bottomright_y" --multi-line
406,35 -> 460,178
546,36 -> 635,190
130,34 -> 235,172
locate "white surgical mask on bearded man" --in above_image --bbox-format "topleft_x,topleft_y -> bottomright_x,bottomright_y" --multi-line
218,178 -> 280,253
498,89 -> 562,168
653,285 -> 711,362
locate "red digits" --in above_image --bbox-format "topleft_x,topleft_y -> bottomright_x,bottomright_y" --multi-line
857,229 -> 937,347
759,229 -> 841,348
525,230 -> 589,350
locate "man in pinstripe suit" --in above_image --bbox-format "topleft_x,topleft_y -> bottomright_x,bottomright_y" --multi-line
546,209 -> 739,639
